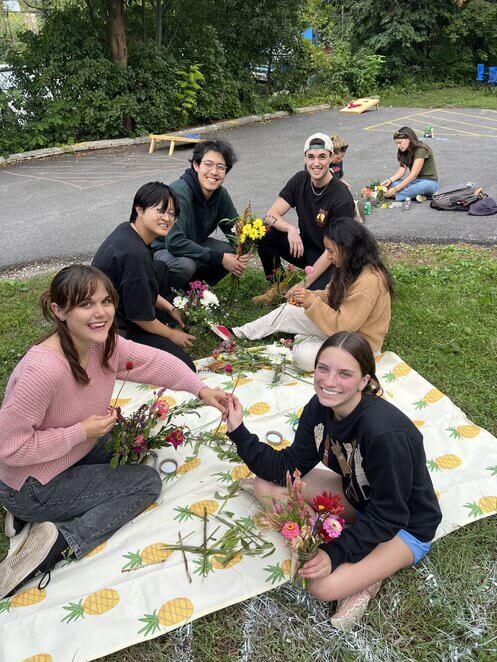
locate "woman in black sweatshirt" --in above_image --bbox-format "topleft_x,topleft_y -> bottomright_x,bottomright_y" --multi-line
226,331 -> 441,630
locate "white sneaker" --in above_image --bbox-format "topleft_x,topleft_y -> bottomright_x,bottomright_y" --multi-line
416,195 -> 427,203
0,522 -> 58,599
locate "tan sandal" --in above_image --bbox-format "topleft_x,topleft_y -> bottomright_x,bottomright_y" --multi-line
330,580 -> 382,631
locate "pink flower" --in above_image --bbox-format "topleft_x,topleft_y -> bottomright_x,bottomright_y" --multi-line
132,434 -> 147,453
304,265 -> 314,275
224,364 -> 233,374
322,515 -> 343,540
156,399 -> 170,420
281,521 -> 301,540
212,348 -> 221,359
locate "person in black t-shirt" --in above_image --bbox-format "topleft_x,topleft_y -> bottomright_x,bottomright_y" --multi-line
253,132 -> 355,304
92,182 -> 197,371
226,331 -> 441,630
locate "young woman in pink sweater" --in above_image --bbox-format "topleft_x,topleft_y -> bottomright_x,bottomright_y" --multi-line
0,265 -> 227,600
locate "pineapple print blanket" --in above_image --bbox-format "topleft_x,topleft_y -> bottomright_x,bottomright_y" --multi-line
2,351 -> 496,662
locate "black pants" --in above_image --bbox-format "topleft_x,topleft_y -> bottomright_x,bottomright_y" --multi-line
257,227 -> 333,290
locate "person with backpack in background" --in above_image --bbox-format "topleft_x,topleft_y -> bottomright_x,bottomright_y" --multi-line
381,127 -> 439,203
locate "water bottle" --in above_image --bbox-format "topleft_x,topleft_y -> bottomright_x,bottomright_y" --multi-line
403,197 -> 411,211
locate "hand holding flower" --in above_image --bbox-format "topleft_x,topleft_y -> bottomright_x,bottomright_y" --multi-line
169,307 -> 186,328
299,548 -> 332,580
226,394 -> 244,433
198,386 -> 229,417
82,409 -> 118,441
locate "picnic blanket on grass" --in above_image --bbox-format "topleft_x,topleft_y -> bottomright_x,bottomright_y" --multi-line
2,351 -> 496,662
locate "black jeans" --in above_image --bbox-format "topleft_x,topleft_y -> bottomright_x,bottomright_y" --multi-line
0,438 -> 162,559
257,227 -> 333,290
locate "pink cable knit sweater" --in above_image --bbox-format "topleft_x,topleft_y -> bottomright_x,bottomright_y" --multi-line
0,336 -> 205,490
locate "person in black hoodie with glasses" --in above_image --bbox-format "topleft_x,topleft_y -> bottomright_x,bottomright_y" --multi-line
153,140 -> 250,290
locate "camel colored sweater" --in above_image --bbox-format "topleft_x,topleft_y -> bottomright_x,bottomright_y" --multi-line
303,266 -> 391,353
0,336 -> 205,490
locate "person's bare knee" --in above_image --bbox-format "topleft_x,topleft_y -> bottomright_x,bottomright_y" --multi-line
253,476 -> 288,502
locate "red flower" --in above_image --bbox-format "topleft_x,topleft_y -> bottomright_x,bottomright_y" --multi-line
125,361 -> 134,371
224,364 -> 233,374
312,491 -> 344,516
166,428 -> 185,449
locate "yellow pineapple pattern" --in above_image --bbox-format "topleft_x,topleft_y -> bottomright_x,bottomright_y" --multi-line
0,588 -> 46,613
122,543 -> 173,571
110,397 -> 132,408
375,353 -> 385,363
231,464 -> 254,481
244,401 -> 271,416
61,588 -> 120,622
138,597 -> 194,635
177,457 -> 202,475
448,424 -> 481,439
414,388 -> 445,409
465,496 -> 497,518
267,436 -> 292,450
22,655 -> 53,662
281,558 -> 292,576
412,420 -> 425,428
264,558 -> 293,584
174,499 -> 219,521
85,541 -> 108,558
427,454 -> 462,471
142,501 -> 159,513
211,551 -> 244,569
383,362 -> 412,382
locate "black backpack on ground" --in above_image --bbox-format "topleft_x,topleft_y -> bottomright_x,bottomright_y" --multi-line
430,183 -> 484,211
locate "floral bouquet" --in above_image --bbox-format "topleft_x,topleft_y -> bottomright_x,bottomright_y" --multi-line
360,180 -> 388,204
234,204 -> 267,256
255,470 -> 344,588
270,265 -> 314,326
107,388 -> 202,467
173,280 -> 219,329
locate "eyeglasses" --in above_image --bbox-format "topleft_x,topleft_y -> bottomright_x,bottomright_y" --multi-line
159,210 -> 176,219
201,160 -> 228,173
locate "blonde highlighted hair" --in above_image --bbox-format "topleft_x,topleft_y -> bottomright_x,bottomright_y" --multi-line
331,134 -> 348,154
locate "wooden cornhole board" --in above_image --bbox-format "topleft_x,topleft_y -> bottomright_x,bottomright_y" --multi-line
149,133 -> 203,156
340,97 -> 380,114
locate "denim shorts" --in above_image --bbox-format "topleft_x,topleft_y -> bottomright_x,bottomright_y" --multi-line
398,529 -> 432,564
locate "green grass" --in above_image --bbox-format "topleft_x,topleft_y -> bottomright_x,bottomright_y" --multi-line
292,83 -> 497,110
377,84 -> 497,110
1,245 -> 496,660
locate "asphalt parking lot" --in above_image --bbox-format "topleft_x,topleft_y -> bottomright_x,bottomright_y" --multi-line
1,105 -> 497,271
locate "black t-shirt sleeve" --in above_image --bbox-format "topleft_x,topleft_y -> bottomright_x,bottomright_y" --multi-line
279,172 -> 301,208
329,183 -> 355,221
321,431 -> 414,569
227,397 -> 321,484
120,278 -> 157,322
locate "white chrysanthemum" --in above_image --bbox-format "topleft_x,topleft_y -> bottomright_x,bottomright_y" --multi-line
263,343 -> 292,364
173,296 -> 188,310
200,290 -> 220,308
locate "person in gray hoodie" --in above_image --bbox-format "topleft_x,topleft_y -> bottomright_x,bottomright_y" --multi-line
153,140 -> 250,290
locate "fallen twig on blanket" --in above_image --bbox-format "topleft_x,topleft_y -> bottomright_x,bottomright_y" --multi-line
178,531 -> 192,583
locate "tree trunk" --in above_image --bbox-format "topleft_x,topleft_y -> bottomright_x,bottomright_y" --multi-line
107,0 -> 128,67
155,0 -> 163,46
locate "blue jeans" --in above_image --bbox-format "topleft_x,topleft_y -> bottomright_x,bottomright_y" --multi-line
392,178 -> 439,201
0,438 -> 162,559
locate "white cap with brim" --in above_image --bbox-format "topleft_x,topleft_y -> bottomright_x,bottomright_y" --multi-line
303,133 -> 333,154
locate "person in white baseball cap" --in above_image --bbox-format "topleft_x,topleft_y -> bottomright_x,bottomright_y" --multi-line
252,133 -> 354,304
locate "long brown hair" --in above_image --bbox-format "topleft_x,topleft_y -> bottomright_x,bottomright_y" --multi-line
314,331 -> 382,396
325,218 -> 394,310
38,265 -> 118,385
394,126 -> 431,170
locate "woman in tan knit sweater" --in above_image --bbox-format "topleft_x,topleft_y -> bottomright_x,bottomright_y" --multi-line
229,218 -> 393,370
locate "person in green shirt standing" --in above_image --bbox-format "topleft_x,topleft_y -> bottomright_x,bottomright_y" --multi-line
381,126 -> 439,203
153,140 -> 250,290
